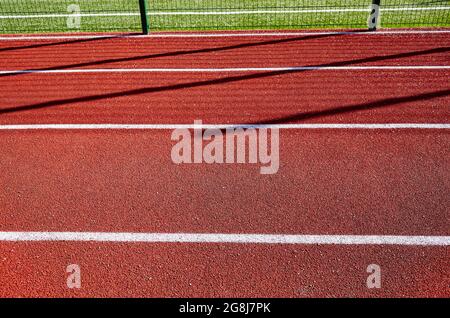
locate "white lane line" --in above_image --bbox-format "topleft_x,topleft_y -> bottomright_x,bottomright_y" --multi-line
0,30 -> 449,40
146,30 -> 450,37
0,232 -> 448,246
0,34 -> 146,40
1,6 -> 449,19
0,124 -> 449,130
1,66 -> 449,75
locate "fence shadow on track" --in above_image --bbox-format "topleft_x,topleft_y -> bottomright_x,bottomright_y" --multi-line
0,33 -> 142,53
249,89 -> 450,125
0,40 -> 449,120
0,32 -> 347,78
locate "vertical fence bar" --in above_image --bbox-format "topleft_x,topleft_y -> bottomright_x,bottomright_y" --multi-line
368,0 -> 381,30
139,0 -> 149,34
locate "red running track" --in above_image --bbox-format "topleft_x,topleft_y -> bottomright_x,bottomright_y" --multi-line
1,32 -> 449,69
0,31 -> 449,297
0,243 -> 448,297
0,71 -> 449,125
1,130 -> 449,235
0,33 -> 449,125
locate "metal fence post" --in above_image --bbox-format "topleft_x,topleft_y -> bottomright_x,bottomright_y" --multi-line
139,0 -> 149,34
368,0 -> 381,31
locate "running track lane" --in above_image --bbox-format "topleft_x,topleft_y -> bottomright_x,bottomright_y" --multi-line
1,32 -> 449,125
0,130 -> 449,235
0,130 -> 449,297
0,243 -> 448,297
0,71 -> 449,124
0,31 -> 449,297
0,32 -> 449,69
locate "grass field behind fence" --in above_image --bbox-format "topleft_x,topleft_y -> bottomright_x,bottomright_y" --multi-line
0,0 -> 449,34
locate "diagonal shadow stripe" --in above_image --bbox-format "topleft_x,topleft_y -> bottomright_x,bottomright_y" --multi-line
0,33 -> 141,53
1,41 -> 449,116
0,32 -> 345,78
248,89 -> 450,126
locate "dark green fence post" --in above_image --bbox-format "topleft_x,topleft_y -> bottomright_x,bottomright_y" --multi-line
139,0 -> 149,34
368,0 -> 381,31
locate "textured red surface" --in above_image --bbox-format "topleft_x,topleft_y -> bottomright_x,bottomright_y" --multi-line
0,130 -> 449,236
0,71 -> 449,125
0,32 -> 449,298
0,243 -> 448,298
1,33 -> 449,70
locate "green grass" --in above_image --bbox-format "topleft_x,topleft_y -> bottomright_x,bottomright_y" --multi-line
0,0 -> 449,34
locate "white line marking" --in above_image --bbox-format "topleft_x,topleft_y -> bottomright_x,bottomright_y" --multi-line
0,232 -> 448,245
382,6 -> 450,12
148,7 -> 450,15
1,66 -> 449,75
1,6 -> 449,19
0,13 -> 141,19
0,124 -> 449,130
0,34 -> 146,40
0,30 -> 449,40
148,30 -> 450,37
